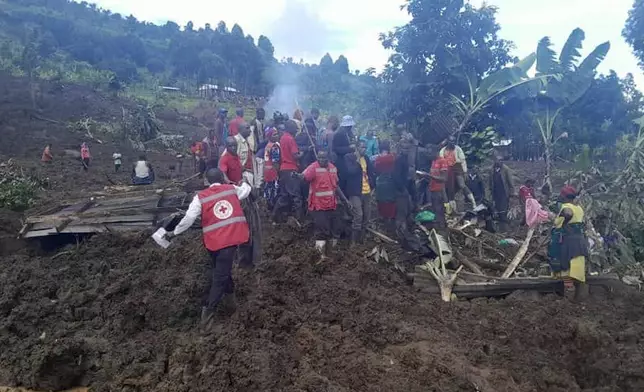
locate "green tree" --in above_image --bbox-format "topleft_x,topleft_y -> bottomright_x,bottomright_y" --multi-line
380,0 -> 515,140
334,55 -> 349,74
257,35 -> 274,57
533,28 -> 610,191
21,30 -> 41,110
624,0 -> 644,68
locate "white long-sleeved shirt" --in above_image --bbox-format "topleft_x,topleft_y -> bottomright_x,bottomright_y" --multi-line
173,182 -> 251,236
439,146 -> 468,173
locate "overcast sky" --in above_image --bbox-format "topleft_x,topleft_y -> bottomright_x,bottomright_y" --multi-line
90,0 -> 643,87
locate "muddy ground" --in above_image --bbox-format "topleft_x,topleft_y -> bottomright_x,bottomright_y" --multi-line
1,73 -> 644,391
1,228 -> 644,392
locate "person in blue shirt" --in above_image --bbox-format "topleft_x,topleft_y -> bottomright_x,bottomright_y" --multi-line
360,129 -> 379,159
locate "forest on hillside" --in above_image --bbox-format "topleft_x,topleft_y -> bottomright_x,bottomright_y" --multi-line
3,0 -> 644,263
1,0 -> 644,153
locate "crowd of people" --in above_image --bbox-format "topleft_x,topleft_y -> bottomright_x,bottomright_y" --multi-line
185,107 -> 556,256
36,104 -> 589,322
171,106 -> 591,321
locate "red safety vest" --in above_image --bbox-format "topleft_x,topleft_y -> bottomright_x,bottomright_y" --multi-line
304,162 -> 338,211
198,184 -> 249,252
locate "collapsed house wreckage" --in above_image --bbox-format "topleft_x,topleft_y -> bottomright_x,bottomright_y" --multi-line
18,181 -> 630,302
367,205 -> 630,301
19,184 -> 191,239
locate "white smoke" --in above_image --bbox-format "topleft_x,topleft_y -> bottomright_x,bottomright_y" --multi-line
264,84 -> 300,117
263,60 -> 305,118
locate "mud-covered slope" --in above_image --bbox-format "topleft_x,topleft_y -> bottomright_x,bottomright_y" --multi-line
1,227 -> 643,392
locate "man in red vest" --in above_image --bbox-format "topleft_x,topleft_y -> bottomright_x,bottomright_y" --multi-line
300,150 -> 339,258
164,168 -> 251,323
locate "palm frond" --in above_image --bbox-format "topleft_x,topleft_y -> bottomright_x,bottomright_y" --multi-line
536,36 -> 559,74
578,41 -> 611,76
559,28 -> 585,71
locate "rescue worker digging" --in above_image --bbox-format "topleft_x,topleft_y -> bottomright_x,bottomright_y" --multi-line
163,168 -> 251,323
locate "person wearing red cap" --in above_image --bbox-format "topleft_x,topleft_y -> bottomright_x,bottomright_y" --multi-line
548,185 -> 588,296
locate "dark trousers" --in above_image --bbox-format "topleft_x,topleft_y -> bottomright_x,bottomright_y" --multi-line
349,194 -> 372,232
264,180 -> 279,210
272,170 -> 302,221
430,190 -> 446,227
395,192 -> 411,230
494,195 -> 510,232
311,209 -> 339,240
206,246 -> 236,310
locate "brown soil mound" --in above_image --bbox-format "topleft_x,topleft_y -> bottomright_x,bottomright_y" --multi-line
1,228 -> 643,392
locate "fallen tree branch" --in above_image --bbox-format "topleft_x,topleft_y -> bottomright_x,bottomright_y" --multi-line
29,112 -> 61,124
367,228 -> 398,244
51,251 -> 72,260
104,171 -> 117,185
173,172 -> 201,184
425,263 -> 464,302
454,249 -> 484,275
450,227 -> 507,260
502,227 -> 535,278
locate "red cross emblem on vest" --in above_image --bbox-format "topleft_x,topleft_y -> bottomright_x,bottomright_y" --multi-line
213,200 -> 234,219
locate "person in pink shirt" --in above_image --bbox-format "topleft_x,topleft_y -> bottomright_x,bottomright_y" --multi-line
41,144 -> 53,163
80,143 -> 91,171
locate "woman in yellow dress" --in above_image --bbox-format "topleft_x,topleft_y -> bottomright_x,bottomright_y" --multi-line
548,185 -> 589,294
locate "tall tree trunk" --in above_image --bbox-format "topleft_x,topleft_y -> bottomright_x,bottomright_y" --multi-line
543,143 -> 552,198
29,71 -> 36,110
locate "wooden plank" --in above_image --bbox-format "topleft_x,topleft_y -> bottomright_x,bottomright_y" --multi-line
105,222 -> 153,227
23,228 -> 58,238
80,204 -> 184,218
105,224 -> 151,232
60,225 -> 108,234
18,224 -> 31,237
91,196 -> 160,208
415,280 -> 563,299
75,214 -> 155,224
412,272 -> 621,299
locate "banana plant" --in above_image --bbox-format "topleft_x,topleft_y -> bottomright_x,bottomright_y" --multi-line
534,28 -> 610,194
450,53 -> 545,138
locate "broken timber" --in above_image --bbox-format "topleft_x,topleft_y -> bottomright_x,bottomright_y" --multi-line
410,266 -> 624,299
19,188 -> 191,239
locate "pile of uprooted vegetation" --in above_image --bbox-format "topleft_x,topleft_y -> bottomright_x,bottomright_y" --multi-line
0,227 -> 643,392
0,159 -> 47,211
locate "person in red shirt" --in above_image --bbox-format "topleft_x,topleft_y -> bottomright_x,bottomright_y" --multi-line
272,120 -> 302,223
420,149 -> 448,227
219,137 -> 243,184
228,108 -> 244,136
300,150 -> 339,258
374,141 -> 397,222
